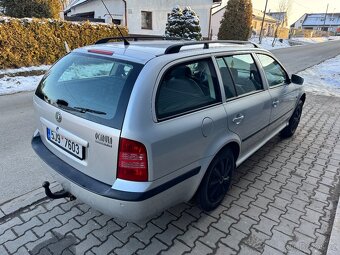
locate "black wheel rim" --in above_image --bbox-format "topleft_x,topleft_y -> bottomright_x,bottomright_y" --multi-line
207,156 -> 232,204
290,105 -> 302,132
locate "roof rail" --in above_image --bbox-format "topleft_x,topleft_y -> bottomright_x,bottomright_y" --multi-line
95,36 -> 188,45
164,40 -> 259,54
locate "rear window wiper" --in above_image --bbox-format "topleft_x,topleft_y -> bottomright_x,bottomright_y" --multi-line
73,107 -> 106,115
55,100 -> 106,115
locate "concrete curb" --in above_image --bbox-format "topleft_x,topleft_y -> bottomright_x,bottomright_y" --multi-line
327,196 -> 340,255
0,182 -> 62,218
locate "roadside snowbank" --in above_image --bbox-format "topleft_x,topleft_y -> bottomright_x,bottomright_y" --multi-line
298,55 -> 340,97
0,65 -> 51,75
291,36 -> 340,44
249,37 -> 291,50
0,75 -> 44,95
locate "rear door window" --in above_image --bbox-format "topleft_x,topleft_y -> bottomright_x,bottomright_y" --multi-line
35,52 -> 142,129
156,58 -> 221,120
216,58 -> 237,99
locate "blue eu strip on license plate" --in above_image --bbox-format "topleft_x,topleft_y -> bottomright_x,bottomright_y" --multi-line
47,128 -> 51,139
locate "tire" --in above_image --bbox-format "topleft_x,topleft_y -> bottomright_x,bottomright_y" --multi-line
197,147 -> 235,211
280,100 -> 303,139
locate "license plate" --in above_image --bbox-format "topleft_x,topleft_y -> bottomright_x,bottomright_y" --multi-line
47,128 -> 84,159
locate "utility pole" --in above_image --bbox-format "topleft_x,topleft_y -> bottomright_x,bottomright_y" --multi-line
329,8 -> 336,36
259,0 -> 269,44
322,4 -> 329,32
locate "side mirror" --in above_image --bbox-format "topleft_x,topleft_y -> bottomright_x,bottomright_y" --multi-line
291,74 -> 304,85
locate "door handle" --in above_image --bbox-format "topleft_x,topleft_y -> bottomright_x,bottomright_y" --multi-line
272,99 -> 280,108
233,114 -> 244,125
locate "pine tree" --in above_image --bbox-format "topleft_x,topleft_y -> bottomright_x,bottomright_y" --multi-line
165,5 -> 184,38
165,5 -> 202,40
218,0 -> 253,40
182,7 -> 202,40
0,0 -> 61,19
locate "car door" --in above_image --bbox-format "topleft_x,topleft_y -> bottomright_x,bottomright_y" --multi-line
151,57 -> 228,179
215,54 -> 272,157
256,53 -> 299,132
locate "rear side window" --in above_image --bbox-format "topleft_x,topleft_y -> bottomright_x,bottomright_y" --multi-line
156,58 -> 221,120
224,54 -> 263,96
257,54 -> 288,87
35,52 -> 142,129
216,58 -> 237,99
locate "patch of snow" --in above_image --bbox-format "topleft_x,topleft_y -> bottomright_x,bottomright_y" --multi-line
0,75 -> 43,95
291,36 -> 340,44
249,37 -> 291,50
0,65 -> 51,75
298,55 -> 340,97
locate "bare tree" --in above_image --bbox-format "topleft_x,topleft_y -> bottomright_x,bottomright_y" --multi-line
272,0 -> 291,46
277,0 -> 291,27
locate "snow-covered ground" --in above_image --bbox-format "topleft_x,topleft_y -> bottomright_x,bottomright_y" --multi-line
0,74 -> 44,95
0,55 -> 339,97
298,55 -> 340,97
291,36 -> 340,44
249,36 -> 340,50
0,65 -> 51,75
249,37 -> 291,50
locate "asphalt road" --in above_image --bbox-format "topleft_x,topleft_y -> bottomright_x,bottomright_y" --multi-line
272,39 -> 340,74
0,39 -> 340,205
0,92 -> 54,205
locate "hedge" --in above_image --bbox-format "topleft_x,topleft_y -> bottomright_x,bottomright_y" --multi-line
0,17 -> 128,69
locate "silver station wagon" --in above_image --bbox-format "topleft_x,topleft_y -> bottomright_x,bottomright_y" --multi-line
31,38 -> 305,221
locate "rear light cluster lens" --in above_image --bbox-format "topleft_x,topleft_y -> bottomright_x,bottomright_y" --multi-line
117,138 -> 148,182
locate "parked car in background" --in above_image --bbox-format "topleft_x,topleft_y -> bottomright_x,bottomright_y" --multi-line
31,38 -> 305,221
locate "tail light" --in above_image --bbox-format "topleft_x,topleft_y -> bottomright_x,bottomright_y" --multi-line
117,138 -> 148,182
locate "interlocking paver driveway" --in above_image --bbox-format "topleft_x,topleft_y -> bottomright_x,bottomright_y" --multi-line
1,93 -> 340,255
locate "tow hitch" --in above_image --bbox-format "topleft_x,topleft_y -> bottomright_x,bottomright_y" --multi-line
42,181 -> 76,201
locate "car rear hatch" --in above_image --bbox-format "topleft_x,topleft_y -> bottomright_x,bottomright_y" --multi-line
34,51 -> 143,185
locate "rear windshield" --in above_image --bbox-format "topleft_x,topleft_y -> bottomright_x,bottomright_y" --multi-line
35,52 -> 142,129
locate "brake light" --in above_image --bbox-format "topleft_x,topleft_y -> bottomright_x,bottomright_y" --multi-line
88,49 -> 114,55
117,138 -> 148,182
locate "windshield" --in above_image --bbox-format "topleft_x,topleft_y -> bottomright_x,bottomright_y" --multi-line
35,52 -> 143,129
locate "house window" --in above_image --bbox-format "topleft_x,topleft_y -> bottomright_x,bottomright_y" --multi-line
112,19 -> 121,25
141,11 -> 152,30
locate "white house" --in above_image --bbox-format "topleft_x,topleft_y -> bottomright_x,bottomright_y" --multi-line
210,5 -> 225,39
290,13 -> 307,29
65,0 -> 222,38
291,13 -> 340,32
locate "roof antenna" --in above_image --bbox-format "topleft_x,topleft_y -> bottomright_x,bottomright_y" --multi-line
100,0 -> 130,46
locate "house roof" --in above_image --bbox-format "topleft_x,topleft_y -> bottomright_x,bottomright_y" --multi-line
290,13 -> 307,27
212,4 -> 227,15
266,12 -> 286,22
212,6 -> 278,23
253,9 -> 277,23
302,13 -> 340,26
65,0 -> 90,11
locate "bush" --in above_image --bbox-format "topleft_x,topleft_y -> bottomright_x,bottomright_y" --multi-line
218,0 -> 252,40
165,5 -> 202,40
0,17 -> 128,69
0,0 -> 61,19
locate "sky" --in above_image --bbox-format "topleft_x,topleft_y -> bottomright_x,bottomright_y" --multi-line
222,0 -> 340,25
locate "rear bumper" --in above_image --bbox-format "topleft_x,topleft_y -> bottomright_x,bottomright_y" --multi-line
31,134 -> 200,221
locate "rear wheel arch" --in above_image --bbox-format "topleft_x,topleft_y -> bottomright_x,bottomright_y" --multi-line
226,142 -> 240,162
